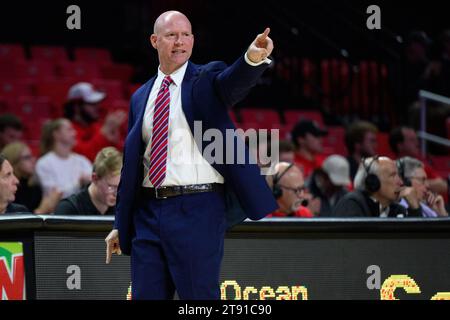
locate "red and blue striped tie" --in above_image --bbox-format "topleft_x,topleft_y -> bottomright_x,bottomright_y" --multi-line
148,75 -> 173,187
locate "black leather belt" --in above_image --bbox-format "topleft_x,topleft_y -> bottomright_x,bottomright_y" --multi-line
141,183 -> 224,199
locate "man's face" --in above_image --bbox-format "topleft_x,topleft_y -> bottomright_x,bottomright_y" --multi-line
361,131 -> 378,157
375,160 -> 403,204
150,13 -> 194,74
0,160 -> 19,206
277,166 -> 307,212
0,127 -> 23,148
409,167 -> 428,201
17,146 -> 36,178
55,120 -> 76,148
96,173 -> 120,207
80,102 -> 100,122
301,133 -> 323,154
399,128 -> 420,157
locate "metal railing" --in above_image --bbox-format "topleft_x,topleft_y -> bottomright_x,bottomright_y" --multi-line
418,90 -> 450,156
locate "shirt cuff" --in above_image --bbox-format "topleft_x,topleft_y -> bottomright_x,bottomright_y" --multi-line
244,52 -> 272,66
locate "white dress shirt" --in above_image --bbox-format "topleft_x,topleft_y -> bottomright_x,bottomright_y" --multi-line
142,61 -> 224,187
142,54 -> 271,187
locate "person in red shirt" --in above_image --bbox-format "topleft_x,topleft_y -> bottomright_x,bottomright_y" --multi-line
64,82 -> 127,161
291,120 -> 328,179
265,162 -> 320,217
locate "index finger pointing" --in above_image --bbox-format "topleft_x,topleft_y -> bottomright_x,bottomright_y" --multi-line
106,243 -> 111,264
257,28 -> 270,40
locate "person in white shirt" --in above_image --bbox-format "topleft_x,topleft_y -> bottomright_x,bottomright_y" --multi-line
36,118 -> 93,199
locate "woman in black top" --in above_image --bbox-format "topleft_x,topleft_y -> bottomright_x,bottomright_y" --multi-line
0,154 -> 29,214
1,142 -> 62,213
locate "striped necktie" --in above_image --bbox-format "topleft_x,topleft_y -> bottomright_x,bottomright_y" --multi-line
148,75 -> 173,187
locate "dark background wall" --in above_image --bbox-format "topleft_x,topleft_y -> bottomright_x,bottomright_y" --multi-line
2,0 -> 449,135
1,1 -> 448,69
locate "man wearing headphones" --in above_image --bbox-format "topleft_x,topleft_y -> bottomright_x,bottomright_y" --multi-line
332,156 -> 422,217
265,162 -> 318,217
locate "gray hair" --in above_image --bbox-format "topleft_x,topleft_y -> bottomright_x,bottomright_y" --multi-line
397,156 -> 423,180
353,157 -> 381,191
266,161 -> 293,188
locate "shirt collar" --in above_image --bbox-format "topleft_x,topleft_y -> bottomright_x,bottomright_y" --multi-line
157,61 -> 189,87
369,196 -> 390,217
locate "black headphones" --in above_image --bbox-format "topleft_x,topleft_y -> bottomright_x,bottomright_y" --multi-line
396,158 -> 412,187
272,163 -> 294,199
363,156 -> 381,193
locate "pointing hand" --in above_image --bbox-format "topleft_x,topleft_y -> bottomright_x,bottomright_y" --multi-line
247,28 -> 274,64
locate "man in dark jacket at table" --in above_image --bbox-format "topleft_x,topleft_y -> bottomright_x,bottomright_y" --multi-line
333,156 -> 422,218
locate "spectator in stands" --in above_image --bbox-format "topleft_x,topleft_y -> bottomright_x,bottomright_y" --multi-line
2,142 -> 62,213
389,126 -> 448,195
279,140 -> 295,163
0,154 -> 29,214
425,29 -> 450,98
333,156 -> 422,218
397,157 -> 448,217
36,118 -> 92,199
345,121 -> 378,180
395,31 -> 432,114
308,155 -> 350,216
54,147 -> 122,215
64,82 -> 127,161
0,114 -> 23,150
291,120 -> 327,179
265,162 -> 319,217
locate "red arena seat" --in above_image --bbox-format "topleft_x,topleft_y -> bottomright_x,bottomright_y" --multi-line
240,108 -> 280,128
74,47 -> 113,64
283,109 -> 324,126
30,45 -> 69,62
0,43 -> 26,60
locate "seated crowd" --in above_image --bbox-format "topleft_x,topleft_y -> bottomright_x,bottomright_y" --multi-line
264,119 -> 449,218
0,81 -> 448,218
0,81 -> 125,215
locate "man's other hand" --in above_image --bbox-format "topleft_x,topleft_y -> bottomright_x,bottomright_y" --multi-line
247,28 -> 274,64
399,186 -> 420,209
105,229 -> 122,264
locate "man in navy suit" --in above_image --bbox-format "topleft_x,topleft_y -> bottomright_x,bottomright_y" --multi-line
105,10 -> 277,299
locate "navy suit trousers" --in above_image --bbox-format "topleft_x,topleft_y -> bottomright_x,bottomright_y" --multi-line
131,190 -> 226,299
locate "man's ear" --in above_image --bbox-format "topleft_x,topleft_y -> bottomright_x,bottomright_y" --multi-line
150,34 -> 158,49
91,172 -> 99,183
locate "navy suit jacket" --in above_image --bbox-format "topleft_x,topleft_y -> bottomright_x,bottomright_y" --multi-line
115,55 -> 278,255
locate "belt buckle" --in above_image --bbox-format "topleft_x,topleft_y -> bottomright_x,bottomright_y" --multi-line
154,188 -> 167,199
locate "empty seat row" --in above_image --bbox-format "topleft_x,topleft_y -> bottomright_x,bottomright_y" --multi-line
0,60 -> 134,83
0,79 -> 139,112
233,108 -> 324,127
0,43 -> 112,63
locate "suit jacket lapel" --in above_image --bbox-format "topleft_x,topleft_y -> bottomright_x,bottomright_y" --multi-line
181,62 -> 196,133
130,76 -> 156,154
136,76 -> 156,132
